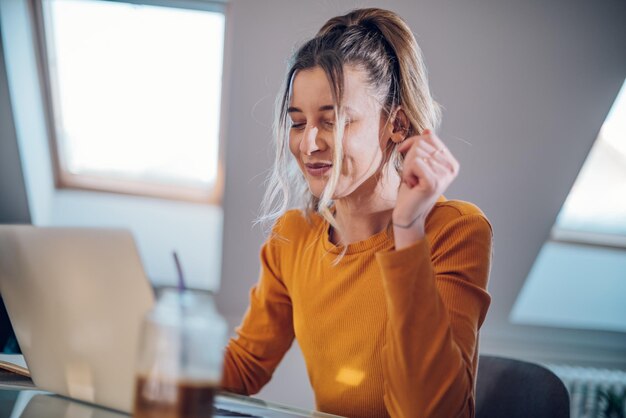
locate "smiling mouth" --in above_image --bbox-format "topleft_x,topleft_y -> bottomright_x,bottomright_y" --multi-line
305,163 -> 332,169
304,163 -> 332,176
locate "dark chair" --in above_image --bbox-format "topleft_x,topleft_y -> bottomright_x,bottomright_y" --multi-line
476,355 -> 570,418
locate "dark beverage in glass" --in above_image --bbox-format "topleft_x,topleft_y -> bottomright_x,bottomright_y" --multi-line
133,288 -> 227,418
133,376 -> 219,418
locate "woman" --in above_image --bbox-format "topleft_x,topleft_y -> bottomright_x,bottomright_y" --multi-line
222,8 -> 492,418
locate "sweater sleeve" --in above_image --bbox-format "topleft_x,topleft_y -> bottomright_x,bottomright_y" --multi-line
375,213 -> 492,418
221,236 -> 295,395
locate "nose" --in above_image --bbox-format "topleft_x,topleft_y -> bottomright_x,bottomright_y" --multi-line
300,126 -> 321,155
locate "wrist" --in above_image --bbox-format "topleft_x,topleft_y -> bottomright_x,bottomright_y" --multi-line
391,211 -> 426,229
392,216 -> 426,250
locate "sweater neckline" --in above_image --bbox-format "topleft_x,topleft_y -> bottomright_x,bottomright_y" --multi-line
321,221 -> 394,255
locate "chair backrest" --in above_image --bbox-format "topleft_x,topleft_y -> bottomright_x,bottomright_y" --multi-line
476,355 -> 570,418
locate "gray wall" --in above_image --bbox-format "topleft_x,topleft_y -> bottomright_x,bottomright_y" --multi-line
217,0 -> 626,408
0,22 -> 30,224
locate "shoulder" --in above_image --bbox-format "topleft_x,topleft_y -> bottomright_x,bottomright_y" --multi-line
425,198 -> 493,241
263,210 -> 324,277
270,209 -> 324,243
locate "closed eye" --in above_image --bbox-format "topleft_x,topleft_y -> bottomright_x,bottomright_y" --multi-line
290,118 -> 351,131
323,119 -> 351,129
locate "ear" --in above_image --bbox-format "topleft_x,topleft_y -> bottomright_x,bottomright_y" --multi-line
388,107 -> 409,144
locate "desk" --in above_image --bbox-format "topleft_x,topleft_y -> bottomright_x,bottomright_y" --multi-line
0,379 -> 341,418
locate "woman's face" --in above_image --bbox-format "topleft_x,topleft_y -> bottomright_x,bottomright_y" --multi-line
288,65 -> 391,199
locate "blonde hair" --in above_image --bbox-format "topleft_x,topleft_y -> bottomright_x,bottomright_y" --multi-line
258,8 -> 442,243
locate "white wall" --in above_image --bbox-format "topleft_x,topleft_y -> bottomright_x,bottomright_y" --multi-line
216,0 -> 626,409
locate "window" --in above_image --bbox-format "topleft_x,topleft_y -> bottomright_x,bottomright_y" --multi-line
34,0 -> 226,203
511,80 -> 626,333
552,78 -> 626,247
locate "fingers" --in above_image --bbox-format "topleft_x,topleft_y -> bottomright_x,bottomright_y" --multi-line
422,131 -> 460,174
398,130 -> 460,192
402,156 -> 434,189
401,157 -> 458,193
424,153 -> 457,178
397,137 -> 415,154
397,132 -> 436,155
398,130 -> 458,174
414,146 -> 455,173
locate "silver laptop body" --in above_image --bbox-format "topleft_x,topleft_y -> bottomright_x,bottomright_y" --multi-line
0,226 -> 154,412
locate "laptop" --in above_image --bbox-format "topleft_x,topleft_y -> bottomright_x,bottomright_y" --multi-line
0,225 -> 338,418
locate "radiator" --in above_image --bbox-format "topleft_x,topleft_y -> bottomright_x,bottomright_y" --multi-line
546,364 -> 626,418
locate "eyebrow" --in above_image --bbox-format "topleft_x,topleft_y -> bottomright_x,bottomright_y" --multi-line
287,105 -> 355,114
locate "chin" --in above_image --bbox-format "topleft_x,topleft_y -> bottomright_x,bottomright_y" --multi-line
306,186 -> 324,199
307,184 -> 351,201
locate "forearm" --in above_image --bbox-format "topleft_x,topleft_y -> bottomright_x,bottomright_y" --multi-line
221,342 -> 252,395
377,239 -> 476,418
221,236 -> 295,396
221,336 -> 281,395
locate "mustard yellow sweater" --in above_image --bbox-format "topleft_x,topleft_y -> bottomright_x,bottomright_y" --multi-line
222,196 -> 493,418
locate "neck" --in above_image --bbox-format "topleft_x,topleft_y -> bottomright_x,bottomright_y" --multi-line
330,167 -> 400,245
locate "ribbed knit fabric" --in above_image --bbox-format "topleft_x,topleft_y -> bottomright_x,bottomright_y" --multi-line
222,196 -> 493,418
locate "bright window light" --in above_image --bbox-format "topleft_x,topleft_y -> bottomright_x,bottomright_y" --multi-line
555,79 -> 626,237
42,0 -> 225,198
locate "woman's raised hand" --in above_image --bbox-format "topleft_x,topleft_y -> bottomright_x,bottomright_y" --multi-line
392,129 -> 460,245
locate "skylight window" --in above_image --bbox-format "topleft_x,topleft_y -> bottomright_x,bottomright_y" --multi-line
512,79 -> 626,333
36,0 -> 226,202
554,79 -> 626,242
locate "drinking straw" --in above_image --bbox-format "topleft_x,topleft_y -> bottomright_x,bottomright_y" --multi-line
173,251 -> 186,291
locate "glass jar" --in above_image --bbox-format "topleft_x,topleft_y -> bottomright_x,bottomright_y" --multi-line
133,288 -> 227,418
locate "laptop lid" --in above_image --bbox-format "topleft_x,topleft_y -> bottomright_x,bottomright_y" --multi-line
0,226 -> 154,412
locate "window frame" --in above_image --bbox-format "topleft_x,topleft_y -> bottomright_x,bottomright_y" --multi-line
550,227 -> 626,250
30,0 -> 228,204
